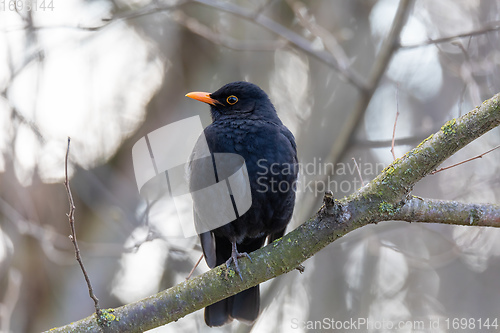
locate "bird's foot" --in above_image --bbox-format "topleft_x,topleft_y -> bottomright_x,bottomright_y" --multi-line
226,242 -> 252,280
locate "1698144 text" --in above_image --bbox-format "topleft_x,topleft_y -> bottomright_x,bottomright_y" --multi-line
1,0 -> 54,11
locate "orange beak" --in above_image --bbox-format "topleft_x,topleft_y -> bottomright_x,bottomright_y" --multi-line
185,91 -> 221,106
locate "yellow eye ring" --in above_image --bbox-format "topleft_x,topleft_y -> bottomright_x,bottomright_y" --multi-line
226,95 -> 238,105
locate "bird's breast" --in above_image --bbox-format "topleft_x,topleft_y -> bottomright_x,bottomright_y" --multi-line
205,119 -> 296,193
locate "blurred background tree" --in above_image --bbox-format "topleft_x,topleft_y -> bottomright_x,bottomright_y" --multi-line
0,0 -> 499,332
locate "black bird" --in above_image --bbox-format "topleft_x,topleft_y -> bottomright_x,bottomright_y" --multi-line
186,81 -> 298,327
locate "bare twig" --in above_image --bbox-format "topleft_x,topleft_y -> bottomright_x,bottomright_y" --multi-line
186,254 -> 204,280
400,21 -> 500,49
431,144 -> 500,175
351,157 -> 364,186
391,85 -> 400,160
64,137 -> 102,318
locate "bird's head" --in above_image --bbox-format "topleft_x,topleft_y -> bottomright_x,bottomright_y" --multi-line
186,81 -> 280,122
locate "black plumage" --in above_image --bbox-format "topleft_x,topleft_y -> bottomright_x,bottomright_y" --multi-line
186,81 -> 298,327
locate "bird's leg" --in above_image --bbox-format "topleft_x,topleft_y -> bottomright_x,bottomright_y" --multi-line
226,241 -> 252,280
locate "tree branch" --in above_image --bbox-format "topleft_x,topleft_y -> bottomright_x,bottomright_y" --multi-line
394,197 -> 500,226
63,138 -> 102,320
45,91 -> 500,333
431,144 -> 500,174
400,21 -> 500,49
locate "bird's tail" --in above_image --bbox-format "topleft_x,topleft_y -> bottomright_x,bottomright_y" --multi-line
204,285 -> 260,327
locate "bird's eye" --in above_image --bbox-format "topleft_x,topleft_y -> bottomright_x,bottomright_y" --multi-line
226,95 -> 238,105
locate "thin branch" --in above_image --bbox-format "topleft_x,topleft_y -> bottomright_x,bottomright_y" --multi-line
431,144 -> 500,175
394,197 -> 500,226
63,138 -> 102,319
391,85 -> 400,160
351,157 -> 364,186
400,21 -> 500,49
186,254 -> 204,280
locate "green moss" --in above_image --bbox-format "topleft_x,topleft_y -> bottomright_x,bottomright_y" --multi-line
416,134 -> 434,148
379,202 -> 395,215
441,118 -> 457,135
98,308 -> 119,327
469,208 -> 479,225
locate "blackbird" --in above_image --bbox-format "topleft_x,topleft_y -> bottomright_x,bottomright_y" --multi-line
186,81 -> 298,327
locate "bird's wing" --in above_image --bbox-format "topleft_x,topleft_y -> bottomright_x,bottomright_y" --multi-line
189,131 -> 218,269
279,126 -> 298,162
279,126 -> 299,179
199,230 -> 217,268
267,228 -> 286,244
279,126 -> 297,149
